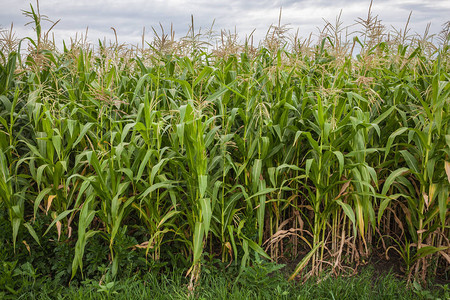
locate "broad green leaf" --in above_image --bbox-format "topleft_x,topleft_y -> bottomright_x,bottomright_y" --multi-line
23,222 -> 40,245
44,209 -> 76,236
34,187 -> 52,217
385,127 -> 408,159
199,197 -> 212,235
333,151 -> 344,177
244,237 -> 271,260
289,241 -> 323,280
336,200 -> 355,225
193,222 -> 204,265
382,168 -> 409,195
73,123 -> 93,147
198,175 -> 208,199
400,150 -> 419,174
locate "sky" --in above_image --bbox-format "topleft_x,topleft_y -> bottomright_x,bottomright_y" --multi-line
1,0 -> 449,48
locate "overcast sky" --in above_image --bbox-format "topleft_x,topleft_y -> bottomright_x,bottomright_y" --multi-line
1,0 -> 449,47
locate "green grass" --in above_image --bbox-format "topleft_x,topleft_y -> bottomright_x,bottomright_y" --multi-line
2,265 -> 448,300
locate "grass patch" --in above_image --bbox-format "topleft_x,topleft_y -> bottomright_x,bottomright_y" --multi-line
2,263 -> 448,300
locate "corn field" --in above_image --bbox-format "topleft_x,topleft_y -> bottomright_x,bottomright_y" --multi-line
0,4 -> 449,287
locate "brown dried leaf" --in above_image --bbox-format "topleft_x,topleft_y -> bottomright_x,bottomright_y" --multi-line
386,207 -> 405,235
277,217 -> 292,231
56,220 -> 62,241
46,195 -> 56,214
438,250 -> 450,264
445,161 -> 450,183
335,180 -> 350,200
134,241 -> 154,249
23,240 -> 31,255
224,242 -> 232,257
428,184 -> 437,206
422,192 -> 429,210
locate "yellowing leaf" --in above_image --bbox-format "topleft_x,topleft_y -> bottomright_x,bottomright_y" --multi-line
23,240 -> 31,255
289,241 -> 323,281
46,195 -> 56,214
428,183 -> 437,207
56,220 -> 62,241
445,161 -> 450,183
423,192 -> 429,210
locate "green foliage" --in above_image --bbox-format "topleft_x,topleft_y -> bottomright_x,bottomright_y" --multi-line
0,2 -> 448,292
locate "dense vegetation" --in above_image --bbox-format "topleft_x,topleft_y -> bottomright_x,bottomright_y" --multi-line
0,3 -> 449,296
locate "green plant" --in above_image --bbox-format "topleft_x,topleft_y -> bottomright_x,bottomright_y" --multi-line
0,1 -> 448,292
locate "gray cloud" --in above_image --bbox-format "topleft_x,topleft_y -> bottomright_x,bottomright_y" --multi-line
1,0 -> 448,47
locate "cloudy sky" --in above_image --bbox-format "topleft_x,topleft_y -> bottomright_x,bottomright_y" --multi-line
1,0 -> 449,47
